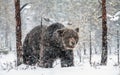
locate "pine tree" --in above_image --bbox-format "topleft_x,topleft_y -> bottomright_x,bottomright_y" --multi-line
14,0 -> 22,66
101,0 -> 108,65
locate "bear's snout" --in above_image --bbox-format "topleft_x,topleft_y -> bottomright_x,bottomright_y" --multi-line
69,38 -> 76,47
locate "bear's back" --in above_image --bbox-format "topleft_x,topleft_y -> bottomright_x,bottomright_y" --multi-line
46,23 -> 65,37
41,23 -> 64,45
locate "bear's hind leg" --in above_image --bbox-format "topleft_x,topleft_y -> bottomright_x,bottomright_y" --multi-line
23,54 -> 38,65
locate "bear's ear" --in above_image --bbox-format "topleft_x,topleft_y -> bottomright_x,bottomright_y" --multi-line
57,29 -> 64,36
75,28 -> 79,32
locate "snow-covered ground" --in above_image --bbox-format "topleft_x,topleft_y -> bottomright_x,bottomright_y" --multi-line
0,51 -> 120,75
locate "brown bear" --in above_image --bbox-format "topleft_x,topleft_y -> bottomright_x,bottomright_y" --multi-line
23,23 -> 79,68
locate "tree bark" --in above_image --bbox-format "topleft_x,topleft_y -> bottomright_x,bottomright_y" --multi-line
14,0 -> 22,66
101,0 -> 108,65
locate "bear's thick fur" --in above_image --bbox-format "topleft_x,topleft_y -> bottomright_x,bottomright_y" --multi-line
23,23 -> 79,68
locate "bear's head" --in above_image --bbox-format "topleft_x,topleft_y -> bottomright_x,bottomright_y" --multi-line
57,28 -> 79,50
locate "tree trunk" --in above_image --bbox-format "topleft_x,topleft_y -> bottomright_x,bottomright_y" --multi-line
14,0 -> 23,66
94,47 -> 97,54
117,30 -> 119,64
90,31 -> 92,64
101,0 -> 108,65
83,42 -> 86,55
109,45 -> 111,54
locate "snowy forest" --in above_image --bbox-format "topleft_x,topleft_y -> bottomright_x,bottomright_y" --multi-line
0,0 -> 120,75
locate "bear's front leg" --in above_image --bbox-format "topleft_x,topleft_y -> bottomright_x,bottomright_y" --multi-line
43,59 -> 54,68
38,48 -> 55,68
61,50 -> 74,67
38,57 -> 54,68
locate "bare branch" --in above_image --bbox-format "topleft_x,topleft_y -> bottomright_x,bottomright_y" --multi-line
98,0 -> 102,4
